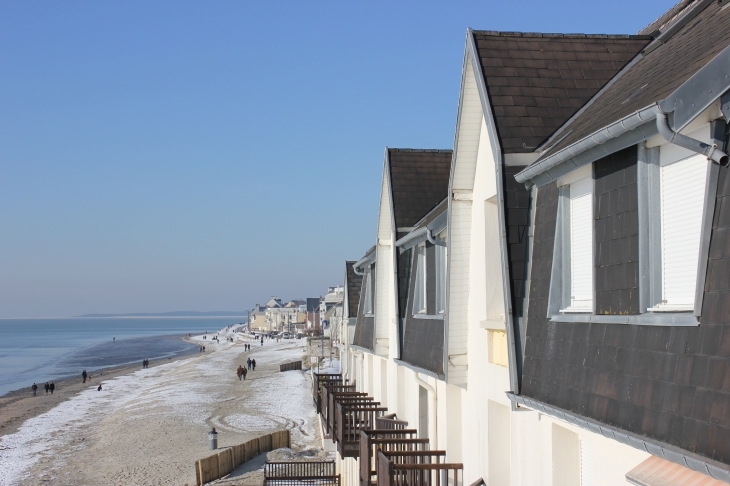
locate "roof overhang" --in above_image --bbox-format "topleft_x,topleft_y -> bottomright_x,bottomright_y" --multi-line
515,43 -> 730,187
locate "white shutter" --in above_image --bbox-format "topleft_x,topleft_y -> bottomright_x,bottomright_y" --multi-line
659,154 -> 708,309
435,244 -> 446,314
414,246 -> 426,314
569,177 -> 593,310
580,437 -> 594,486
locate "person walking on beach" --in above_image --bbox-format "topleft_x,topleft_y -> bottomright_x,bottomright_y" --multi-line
44,382 -> 49,394
242,367 -> 247,380
49,382 -> 55,394
237,365 -> 244,381
252,359 -> 256,371
97,384 -> 102,391
32,383 -> 37,396
82,370 -> 88,383
247,357 -> 251,370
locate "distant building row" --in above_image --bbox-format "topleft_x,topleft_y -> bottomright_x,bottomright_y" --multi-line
249,287 -> 345,335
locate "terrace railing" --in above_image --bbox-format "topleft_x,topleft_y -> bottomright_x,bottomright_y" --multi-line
335,403 -> 388,458
329,396 -> 379,440
264,461 -> 340,486
376,451 -> 463,486
312,373 -> 342,414
322,390 -> 366,435
375,413 -> 409,431
359,431 -> 425,486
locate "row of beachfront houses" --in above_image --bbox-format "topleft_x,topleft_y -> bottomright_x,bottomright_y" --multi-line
319,1 -> 730,485
248,288 -> 345,335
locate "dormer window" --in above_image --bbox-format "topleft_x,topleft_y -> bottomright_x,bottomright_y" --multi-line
363,264 -> 375,316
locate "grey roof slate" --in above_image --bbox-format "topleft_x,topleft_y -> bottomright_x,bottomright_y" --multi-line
345,260 -> 363,318
472,31 -> 650,153
388,149 -> 452,229
537,0 -> 730,160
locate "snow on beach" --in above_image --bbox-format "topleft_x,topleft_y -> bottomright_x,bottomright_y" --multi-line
0,337 -> 317,486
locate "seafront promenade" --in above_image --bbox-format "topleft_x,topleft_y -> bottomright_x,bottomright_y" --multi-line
0,331 -> 321,485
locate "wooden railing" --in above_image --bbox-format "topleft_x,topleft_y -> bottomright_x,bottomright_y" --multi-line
264,461 -> 340,486
376,451 -> 463,486
322,390 -> 365,435
376,413 -> 409,430
321,383 -> 357,420
335,403 -> 388,458
359,430 -> 425,486
329,396 -> 379,440
312,373 -> 342,414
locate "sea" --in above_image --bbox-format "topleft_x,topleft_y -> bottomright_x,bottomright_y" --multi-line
0,317 -> 246,396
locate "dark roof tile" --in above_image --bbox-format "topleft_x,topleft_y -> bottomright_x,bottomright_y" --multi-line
388,149 -> 452,229
473,30 -> 650,151
539,1 -> 730,158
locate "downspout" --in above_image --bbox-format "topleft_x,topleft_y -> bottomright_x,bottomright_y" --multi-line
414,373 -> 438,449
656,113 -> 729,165
426,230 -> 447,247
352,265 -> 365,276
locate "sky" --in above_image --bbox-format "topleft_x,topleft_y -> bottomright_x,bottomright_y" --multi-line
0,0 -> 675,318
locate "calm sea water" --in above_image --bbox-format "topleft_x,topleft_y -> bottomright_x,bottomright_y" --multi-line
0,317 -> 245,396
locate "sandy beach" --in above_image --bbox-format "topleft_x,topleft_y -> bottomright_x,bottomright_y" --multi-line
0,331 -> 321,486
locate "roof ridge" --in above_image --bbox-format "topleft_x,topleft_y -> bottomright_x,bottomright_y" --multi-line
388,148 -> 453,153
472,30 -> 652,40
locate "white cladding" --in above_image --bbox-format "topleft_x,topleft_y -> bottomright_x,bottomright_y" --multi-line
659,154 -> 708,309
375,157 -> 395,355
569,177 -> 594,310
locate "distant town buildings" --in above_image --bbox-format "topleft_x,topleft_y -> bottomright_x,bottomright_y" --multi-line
248,291 -> 342,334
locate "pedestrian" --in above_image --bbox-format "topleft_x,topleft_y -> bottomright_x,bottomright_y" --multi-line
44,382 -> 49,394
252,359 -> 256,371
97,384 -> 102,391
32,383 -> 38,396
49,382 -> 55,394
82,370 -> 87,383
242,368 -> 247,380
237,365 -> 244,381
247,357 -> 251,370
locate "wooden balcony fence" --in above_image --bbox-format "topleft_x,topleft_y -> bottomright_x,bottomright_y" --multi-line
264,461 -> 340,486
375,413 -> 409,430
328,395 -> 378,438
359,430 -> 426,486
376,451 -> 463,486
335,402 -> 388,458
312,373 -> 342,413
321,386 -> 361,433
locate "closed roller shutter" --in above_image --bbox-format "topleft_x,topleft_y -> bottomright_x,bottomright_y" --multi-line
570,177 -> 594,310
580,437 -> 594,486
660,154 -> 708,309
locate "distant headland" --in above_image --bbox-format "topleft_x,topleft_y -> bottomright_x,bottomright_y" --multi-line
78,311 -> 249,318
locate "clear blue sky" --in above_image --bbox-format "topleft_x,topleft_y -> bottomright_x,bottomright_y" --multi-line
0,1 -> 674,318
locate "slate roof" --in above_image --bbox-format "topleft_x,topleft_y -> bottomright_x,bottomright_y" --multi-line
345,260 -> 363,318
412,198 -> 448,230
388,149 -> 452,230
538,0 -> 730,159
472,31 -> 650,153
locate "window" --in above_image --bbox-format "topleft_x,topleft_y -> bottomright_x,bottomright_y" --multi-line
648,154 -> 708,311
413,245 -> 427,314
435,237 -> 447,314
564,176 -> 594,312
363,265 -> 375,315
